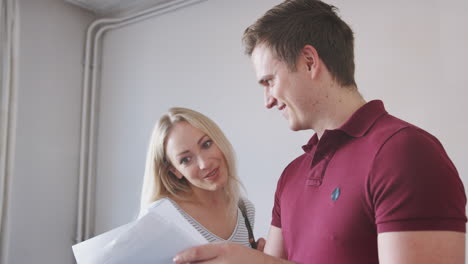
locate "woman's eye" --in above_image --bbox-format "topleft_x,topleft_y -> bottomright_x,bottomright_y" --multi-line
203,140 -> 213,148
180,157 -> 191,165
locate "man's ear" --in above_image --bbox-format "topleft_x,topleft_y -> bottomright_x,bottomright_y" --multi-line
168,165 -> 184,179
301,45 -> 320,75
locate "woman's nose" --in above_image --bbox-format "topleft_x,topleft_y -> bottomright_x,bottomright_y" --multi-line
197,155 -> 211,170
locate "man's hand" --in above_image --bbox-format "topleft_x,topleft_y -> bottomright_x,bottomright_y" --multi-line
256,237 -> 266,252
173,242 -> 291,264
173,242 -> 262,264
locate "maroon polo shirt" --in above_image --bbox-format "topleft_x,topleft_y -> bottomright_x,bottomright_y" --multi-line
272,100 -> 466,264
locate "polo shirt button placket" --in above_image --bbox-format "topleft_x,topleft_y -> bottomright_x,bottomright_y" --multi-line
306,158 -> 328,187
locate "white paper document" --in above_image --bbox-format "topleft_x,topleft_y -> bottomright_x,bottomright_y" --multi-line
72,199 -> 208,264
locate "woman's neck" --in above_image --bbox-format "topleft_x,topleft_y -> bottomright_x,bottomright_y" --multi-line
171,188 -> 230,210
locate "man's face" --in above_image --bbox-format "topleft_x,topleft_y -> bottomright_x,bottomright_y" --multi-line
251,44 -> 319,131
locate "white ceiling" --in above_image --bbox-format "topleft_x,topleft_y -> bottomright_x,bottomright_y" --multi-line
65,0 -> 174,16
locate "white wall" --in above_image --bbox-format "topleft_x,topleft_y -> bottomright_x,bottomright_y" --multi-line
4,0 -> 95,263
94,0 -> 468,249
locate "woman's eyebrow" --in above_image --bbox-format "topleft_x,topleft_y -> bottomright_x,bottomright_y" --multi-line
176,135 -> 208,157
197,135 -> 208,145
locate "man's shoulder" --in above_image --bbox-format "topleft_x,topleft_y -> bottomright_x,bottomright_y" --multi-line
369,115 -> 452,175
347,113 -> 448,169
371,114 -> 442,150
366,113 -> 436,145
369,113 -> 412,135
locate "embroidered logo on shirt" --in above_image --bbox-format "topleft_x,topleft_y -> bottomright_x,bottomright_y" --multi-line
331,187 -> 341,201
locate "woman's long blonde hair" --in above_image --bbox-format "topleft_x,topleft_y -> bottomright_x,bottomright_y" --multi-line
139,107 -> 241,214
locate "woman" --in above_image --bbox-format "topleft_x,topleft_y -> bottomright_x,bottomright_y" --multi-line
139,107 -> 257,248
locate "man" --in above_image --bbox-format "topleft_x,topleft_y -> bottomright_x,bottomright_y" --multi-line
174,0 -> 466,263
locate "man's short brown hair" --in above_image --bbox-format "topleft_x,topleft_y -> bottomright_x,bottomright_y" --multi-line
243,0 -> 356,87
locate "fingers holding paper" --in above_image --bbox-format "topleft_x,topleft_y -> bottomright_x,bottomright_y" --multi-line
173,242 -> 293,264
256,237 -> 266,252
173,242 -> 260,264
173,243 -> 219,264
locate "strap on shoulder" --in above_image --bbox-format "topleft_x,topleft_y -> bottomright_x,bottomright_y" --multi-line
239,199 -> 257,249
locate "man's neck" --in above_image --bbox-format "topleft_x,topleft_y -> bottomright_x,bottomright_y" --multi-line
314,85 -> 366,139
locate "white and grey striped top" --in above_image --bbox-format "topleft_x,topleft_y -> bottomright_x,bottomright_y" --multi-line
165,197 -> 255,248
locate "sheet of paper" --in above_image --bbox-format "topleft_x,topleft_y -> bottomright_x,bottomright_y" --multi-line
72,199 -> 208,264
72,223 -> 133,264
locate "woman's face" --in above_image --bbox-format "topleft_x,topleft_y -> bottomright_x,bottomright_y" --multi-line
165,121 -> 229,192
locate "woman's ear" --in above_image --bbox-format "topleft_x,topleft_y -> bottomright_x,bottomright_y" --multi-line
168,165 -> 184,179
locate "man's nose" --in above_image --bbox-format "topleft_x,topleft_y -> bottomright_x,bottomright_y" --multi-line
264,88 -> 277,109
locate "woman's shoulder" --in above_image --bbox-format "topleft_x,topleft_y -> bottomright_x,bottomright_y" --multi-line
239,196 -> 255,210
239,196 -> 256,228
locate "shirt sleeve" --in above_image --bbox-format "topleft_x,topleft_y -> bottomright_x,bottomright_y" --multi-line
271,168 -> 289,228
368,127 -> 467,233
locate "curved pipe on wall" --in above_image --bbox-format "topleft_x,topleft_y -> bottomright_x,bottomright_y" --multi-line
0,0 -> 19,263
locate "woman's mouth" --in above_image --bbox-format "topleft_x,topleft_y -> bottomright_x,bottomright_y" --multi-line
204,168 -> 219,180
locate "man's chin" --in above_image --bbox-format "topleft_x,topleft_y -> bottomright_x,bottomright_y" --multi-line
288,120 -> 309,132
288,121 -> 301,131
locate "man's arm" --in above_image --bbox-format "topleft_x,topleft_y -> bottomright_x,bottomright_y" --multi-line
264,225 -> 286,258
378,231 -> 465,264
173,242 -> 294,264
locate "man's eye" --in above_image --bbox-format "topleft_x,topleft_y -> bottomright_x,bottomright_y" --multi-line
203,140 -> 213,148
260,79 -> 272,87
264,78 -> 274,87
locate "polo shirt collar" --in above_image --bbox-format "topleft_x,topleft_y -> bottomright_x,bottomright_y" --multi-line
302,134 -> 318,153
338,100 -> 387,138
302,100 -> 387,153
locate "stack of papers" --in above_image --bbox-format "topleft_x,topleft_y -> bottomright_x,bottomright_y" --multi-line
72,199 -> 208,264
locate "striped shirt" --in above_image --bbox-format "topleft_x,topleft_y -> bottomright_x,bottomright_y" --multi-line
165,197 -> 255,248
